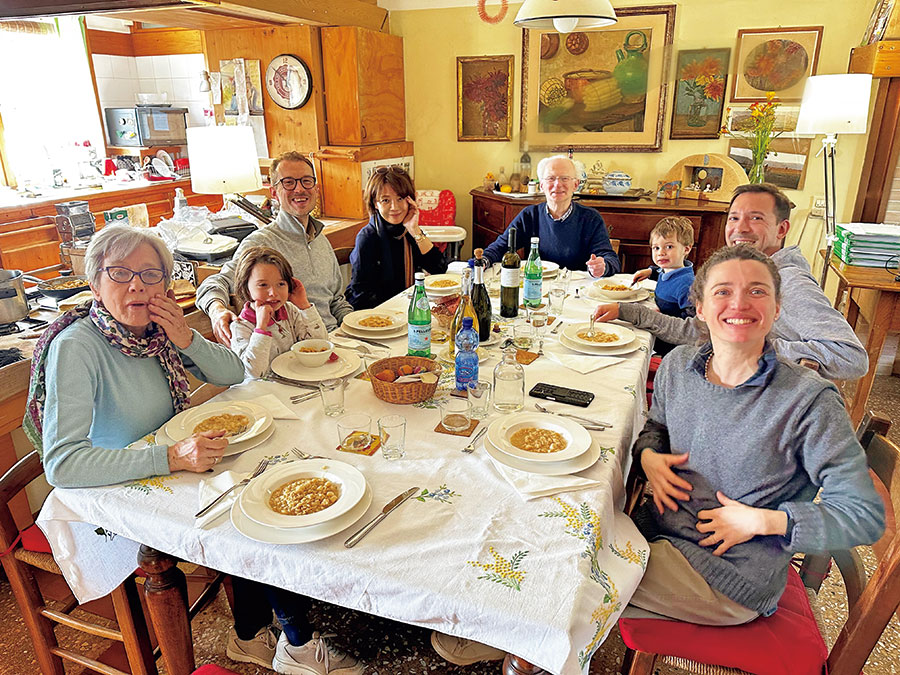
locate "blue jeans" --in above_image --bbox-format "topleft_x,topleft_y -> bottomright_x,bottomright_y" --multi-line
231,576 -> 313,646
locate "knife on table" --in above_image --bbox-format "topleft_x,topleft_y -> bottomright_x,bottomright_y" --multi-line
344,486 -> 419,548
264,373 -> 318,390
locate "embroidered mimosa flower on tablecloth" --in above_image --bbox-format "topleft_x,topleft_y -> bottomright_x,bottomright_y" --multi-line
125,475 -> 178,494
610,540 -> 648,569
468,546 -> 528,591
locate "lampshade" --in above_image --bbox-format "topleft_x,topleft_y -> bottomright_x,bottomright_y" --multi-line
187,126 -> 262,194
795,74 -> 873,135
514,0 -> 617,32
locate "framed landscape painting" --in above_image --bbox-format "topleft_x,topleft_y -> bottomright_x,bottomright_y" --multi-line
731,26 -> 823,102
727,137 -> 812,190
520,4 -> 676,152
669,47 -> 730,139
457,55 -> 514,142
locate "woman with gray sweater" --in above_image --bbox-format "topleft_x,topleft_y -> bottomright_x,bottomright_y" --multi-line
628,244 -> 884,624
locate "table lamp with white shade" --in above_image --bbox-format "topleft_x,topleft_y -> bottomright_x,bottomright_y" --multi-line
795,73 -> 873,286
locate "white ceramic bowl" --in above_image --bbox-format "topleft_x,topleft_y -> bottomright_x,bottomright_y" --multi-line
592,280 -> 639,300
290,339 -> 334,367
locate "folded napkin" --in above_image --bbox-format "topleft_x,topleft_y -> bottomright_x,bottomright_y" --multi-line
196,470 -> 243,529
330,335 -> 392,357
249,393 -> 299,420
488,456 -> 602,501
546,351 -> 624,374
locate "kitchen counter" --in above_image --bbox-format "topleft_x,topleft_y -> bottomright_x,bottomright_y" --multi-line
0,177 -> 195,210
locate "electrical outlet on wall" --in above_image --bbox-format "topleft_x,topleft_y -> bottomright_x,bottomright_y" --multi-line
810,196 -> 826,218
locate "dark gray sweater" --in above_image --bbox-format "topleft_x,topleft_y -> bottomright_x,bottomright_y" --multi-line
632,343 -> 884,616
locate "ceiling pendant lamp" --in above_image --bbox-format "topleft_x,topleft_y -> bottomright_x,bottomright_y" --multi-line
513,0 -> 617,33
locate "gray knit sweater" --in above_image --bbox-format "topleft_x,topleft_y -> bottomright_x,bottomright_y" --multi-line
196,211 -> 353,330
632,343 -> 884,616
618,246 -> 868,380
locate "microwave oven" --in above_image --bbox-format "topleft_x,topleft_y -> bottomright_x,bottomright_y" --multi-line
104,106 -> 188,147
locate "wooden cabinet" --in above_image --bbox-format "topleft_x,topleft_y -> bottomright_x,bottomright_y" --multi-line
470,189 -> 729,273
321,26 -> 405,146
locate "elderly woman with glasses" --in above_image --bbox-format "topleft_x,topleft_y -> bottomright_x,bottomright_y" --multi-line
345,165 -> 448,309
24,225 -> 245,488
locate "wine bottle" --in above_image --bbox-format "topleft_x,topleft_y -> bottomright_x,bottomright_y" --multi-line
471,248 -> 492,342
407,272 -> 431,357
500,229 -> 520,318
448,268 -> 477,359
523,237 -> 542,309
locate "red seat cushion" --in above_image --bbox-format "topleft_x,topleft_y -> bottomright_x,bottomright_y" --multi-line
191,665 -> 240,675
618,567 -> 827,675
21,524 -> 52,553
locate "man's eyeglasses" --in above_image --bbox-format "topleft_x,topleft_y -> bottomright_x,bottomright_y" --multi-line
276,175 -> 317,191
103,267 -> 166,285
374,165 -> 409,176
542,176 -> 575,185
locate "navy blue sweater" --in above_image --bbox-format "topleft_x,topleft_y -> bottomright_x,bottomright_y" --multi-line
482,202 -> 620,275
650,263 -> 694,318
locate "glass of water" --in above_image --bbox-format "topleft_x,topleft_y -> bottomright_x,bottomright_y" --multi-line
319,378 -> 345,417
439,396 -> 471,432
337,413 -> 372,452
513,323 -> 533,350
377,415 -> 406,460
467,380 -> 492,419
548,280 -> 567,316
531,309 -> 549,353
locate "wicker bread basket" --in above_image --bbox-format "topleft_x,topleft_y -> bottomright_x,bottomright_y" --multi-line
367,356 -> 442,405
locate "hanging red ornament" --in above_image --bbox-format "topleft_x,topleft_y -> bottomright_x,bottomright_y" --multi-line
476,0 -> 508,24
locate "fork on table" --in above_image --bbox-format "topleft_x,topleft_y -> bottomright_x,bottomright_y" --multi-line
462,427 -> 487,454
291,447 -> 330,461
290,391 -> 318,404
194,458 -> 268,518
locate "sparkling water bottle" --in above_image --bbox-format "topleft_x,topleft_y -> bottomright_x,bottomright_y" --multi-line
408,272 -> 431,357
523,236 -> 542,309
454,317 -> 479,392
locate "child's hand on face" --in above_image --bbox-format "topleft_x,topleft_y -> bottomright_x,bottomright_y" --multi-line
289,277 -> 311,310
254,301 -> 274,330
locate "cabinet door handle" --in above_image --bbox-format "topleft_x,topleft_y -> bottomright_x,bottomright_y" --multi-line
361,124 -> 367,140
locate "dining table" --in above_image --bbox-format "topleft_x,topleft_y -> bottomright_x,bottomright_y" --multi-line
36,270 -> 654,675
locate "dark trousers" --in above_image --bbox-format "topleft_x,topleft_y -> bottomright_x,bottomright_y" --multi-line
231,576 -> 313,646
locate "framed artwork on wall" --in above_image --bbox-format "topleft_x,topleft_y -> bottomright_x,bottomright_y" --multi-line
731,26 -> 823,103
727,137 -> 812,190
457,55 -> 514,142
669,48 -> 730,140
519,4 -> 677,152
862,0 -> 896,44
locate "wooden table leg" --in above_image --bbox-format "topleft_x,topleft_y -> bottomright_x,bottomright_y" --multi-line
849,292 -> 893,428
138,545 -> 195,675
503,654 -> 547,674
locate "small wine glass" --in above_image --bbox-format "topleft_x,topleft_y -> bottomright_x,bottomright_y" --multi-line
531,309 -> 549,354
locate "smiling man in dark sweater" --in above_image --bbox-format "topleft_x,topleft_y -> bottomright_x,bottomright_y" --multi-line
482,155 -> 620,277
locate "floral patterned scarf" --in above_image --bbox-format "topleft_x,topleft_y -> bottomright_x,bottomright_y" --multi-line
23,301 -> 191,456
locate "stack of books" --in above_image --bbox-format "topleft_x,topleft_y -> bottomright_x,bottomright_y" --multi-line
834,223 -> 900,267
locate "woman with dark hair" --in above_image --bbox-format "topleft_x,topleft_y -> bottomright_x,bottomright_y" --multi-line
346,165 -> 448,309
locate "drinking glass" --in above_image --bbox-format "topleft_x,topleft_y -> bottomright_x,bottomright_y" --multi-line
531,309 -> 549,352
319,378 -> 345,417
548,280 -> 567,316
439,396 -> 471,432
337,413 -> 372,452
513,323 -> 533,350
378,415 -> 406,460
467,380 -> 492,419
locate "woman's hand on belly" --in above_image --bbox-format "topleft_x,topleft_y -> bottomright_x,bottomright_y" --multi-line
168,430 -> 228,472
696,491 -> 789,556
640,448 -> 693,514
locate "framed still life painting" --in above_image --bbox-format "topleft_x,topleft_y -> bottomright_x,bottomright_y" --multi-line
669,48 -> 730,139
520,4 -> 676,152
731,26 -> 823,103
457,55 -> 514,142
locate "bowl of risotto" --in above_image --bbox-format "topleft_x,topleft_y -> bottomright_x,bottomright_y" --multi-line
290,338 -> 334,367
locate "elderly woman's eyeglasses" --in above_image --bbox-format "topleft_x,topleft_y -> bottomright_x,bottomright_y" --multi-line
103,267 -> 166,285
374,165 -> 408,176
276,175 -> 317,191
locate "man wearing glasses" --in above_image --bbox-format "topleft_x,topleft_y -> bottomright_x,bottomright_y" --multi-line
197,151 -> 353,345
482,155 -> 620,277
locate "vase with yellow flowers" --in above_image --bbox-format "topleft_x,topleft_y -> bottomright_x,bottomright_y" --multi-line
721,91 -> 781,183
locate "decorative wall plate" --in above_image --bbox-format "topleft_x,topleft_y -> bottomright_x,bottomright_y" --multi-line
265,54 -> 312,110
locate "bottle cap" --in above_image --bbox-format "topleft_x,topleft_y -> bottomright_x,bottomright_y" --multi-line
531,237 -> 540,244
414,272 -> 425,280
474,248 -> 484,259
462,317 -> 473,328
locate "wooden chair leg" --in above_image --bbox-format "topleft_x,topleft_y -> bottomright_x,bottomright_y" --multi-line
110,574 -> 157,675
139,545 -> 195,675
621,646 -> 657,675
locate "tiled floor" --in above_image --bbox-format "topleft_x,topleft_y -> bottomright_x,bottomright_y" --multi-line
3,378 -> 900,675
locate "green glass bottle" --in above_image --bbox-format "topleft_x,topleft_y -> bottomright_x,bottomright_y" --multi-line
500,229 -> 520,318
407,272 -> 431,357
523,236 -> 542,309
471,248 -> 492,342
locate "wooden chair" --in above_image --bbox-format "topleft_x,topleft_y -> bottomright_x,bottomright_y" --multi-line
619,413 -> 900,675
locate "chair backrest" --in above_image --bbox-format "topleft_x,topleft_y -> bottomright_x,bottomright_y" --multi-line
334,246 -> 353,288
415,189 -> 456,227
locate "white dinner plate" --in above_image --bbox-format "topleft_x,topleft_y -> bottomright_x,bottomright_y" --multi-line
563,321 -> 635,348
239,459 -> 367,529
485,435 -> 602,476
339,323 -> 407,340
519,260 -> 560,278
231,485 -> 373,544
486,412 -> 592,463
164,400 -> 273,445
437,346 -> 490,364
155,418 -> 276,457
558,331 -> 642,357
271,347 -> 361,383
424,274 -> 461,293
583,285 -> 650,303
342,309 -> 407,333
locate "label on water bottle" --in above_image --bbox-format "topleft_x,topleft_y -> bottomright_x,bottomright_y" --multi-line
523,277 -> 542,304
416,297 -> 431,311
500,267 -> 520,288
455,354 -> 479,391
408,323 -> 431,353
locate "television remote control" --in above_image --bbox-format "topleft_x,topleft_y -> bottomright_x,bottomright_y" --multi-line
528,383 -> 595,408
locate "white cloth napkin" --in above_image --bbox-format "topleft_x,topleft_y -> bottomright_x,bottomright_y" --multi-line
330,335 -> 391,357
545,351 -> 624,374
488,456 -> 603,501
249,393 -> 299,420
195,470 -> 243,529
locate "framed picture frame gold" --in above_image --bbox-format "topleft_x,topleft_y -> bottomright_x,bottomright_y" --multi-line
669,47 -> 730,140
457,55 -> 515,142
519,4 -> 676,152
731,26 -> 823,103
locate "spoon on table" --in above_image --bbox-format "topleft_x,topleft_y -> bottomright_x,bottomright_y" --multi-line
587,313 -> 597,338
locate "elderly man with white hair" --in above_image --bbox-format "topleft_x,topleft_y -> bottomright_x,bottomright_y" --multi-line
482,154 -> 620,277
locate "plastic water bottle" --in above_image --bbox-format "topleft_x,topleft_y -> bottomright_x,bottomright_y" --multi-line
493,346 -> 525,413
408,272 -> 431,357
523,236 -> 542,309
174,187 -> 188,220
455,316 -> 479,391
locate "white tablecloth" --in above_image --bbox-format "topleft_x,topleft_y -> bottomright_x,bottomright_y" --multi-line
37,276 -> 652,675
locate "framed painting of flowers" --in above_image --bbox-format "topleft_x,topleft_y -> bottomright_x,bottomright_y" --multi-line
457,55 -> 514,141
731,26 -> 823,102
669,48 -> 730,139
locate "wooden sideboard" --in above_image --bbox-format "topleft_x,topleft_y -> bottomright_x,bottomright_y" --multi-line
470,189 -> 730,273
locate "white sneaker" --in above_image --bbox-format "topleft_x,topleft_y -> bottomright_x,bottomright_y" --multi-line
226,625 -> 279,668
430,631 -> 506,666
272,631 -> 365,675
